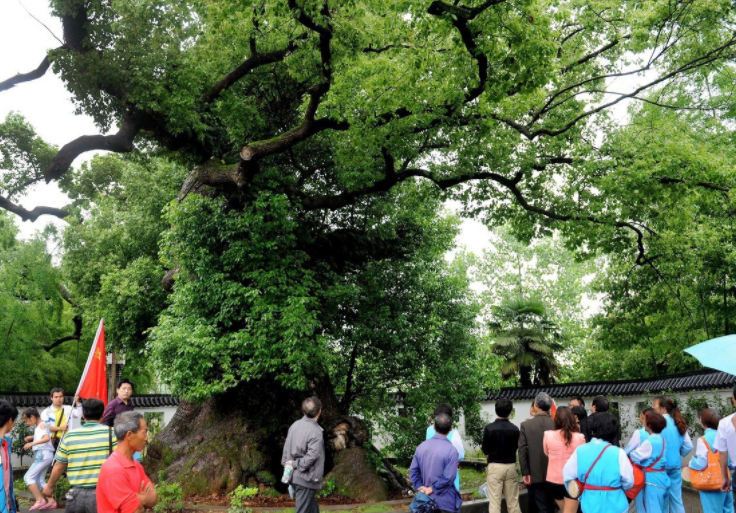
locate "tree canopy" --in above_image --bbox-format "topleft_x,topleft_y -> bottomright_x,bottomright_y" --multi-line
3,0 -> 736,421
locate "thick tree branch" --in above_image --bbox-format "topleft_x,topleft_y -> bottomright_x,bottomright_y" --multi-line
203,34 -> 308,104
44,315 -> 82,352
0,50 -> 60,93
43,112 -> 141,182
0,195 -> 70,222
561,37 -> 629,74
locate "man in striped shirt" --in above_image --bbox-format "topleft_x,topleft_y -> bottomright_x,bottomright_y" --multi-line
43,399 -> 117,513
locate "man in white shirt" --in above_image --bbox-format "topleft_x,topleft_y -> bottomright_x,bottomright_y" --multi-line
40,388 -> 82,448
715,384 -> 736,500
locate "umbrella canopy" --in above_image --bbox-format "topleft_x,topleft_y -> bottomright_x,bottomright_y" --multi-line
684,335 -> 736,375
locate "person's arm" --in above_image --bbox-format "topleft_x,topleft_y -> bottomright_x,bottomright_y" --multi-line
562,448 -> 578,484
450,430 -> 465,461
715,419 -> 731,492
292,430 -> 323,472
135,481 -> 158,512
409,453 -> 423,490
281,427 -> 292,466
430,448 -> 459,495
689,437 -> 708,471
543,431 -> 550,457
630,439 -> 653,465
624,430 -> 641,456
43,462 -> 68,497
518,422 -> 530,484
100,402 -> 116,427
481,426 -> 491,457
681,432 -> 694,457
619,449 -> 635,490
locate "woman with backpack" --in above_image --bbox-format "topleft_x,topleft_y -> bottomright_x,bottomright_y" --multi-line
689,408 -> 734,513
630,411 -> 670,513
562,414 -> 634,513
653,396 -> 693,513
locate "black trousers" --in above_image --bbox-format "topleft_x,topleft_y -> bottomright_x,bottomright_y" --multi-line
526,483 -> 554,513
65,488 -> 97,513
293,484 -> 319,513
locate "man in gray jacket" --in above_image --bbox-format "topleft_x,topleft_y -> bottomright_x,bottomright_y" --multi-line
282,397 -> 325,513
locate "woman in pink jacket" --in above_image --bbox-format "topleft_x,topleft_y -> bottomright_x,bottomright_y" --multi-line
543,406 -> 586,513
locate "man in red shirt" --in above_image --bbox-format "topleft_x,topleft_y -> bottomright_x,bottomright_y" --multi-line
97,412 -> 158,513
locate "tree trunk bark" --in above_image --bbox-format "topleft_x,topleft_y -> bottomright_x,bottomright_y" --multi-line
144,379 -> 410,499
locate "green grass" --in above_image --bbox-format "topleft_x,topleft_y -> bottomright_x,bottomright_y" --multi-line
394,464 -> 488,496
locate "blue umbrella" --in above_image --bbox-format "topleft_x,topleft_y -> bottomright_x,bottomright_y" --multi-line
684,334 -> 736,375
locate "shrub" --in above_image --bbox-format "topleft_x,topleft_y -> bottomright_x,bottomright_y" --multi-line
316,478 -> 336,498
153,482 -> 184,512
228,485 -> 258,513
53,476 -> 71,504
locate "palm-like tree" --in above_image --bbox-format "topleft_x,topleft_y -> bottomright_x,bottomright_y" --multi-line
490,296 -> 564,387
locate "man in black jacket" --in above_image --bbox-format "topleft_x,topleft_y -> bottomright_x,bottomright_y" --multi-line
482,398 -> 521,513
581,396 -> 620,447
519,393 -> 554,513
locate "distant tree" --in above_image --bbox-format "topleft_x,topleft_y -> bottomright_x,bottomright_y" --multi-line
490,296 -> 564,387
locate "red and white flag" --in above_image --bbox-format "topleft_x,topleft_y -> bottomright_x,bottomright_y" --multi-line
75,319 -> 108,405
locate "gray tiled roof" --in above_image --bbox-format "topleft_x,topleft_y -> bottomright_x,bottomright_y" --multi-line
485,369 -> 736,401
0,392 -> 179,409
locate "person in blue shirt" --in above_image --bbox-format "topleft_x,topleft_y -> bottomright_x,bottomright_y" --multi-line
562,414 -> 634,513
425,404 -> 464,492
625,408 -> 653,455
411,413 -> 462,513
630,411 -> 670,513
0,400 -> 18,513
689,408 -> 734,513
653,396 -> 693,513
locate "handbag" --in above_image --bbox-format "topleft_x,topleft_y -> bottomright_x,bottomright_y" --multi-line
626,438 -> 666,499
567,443 -> 613,499
691,438 -> 726,491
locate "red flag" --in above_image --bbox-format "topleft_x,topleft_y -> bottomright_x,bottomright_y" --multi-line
550,399 -> 558,419
75,319 -> 108,405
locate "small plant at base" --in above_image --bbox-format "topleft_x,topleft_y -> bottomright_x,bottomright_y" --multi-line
229,485 -> 258,513
53,476 -> 71,504
316,478 -> 336,498
153,482 -> 184,512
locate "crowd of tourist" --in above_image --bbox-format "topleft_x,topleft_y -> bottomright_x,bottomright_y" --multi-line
0,380 -> 157,513
408,387 -> 736,513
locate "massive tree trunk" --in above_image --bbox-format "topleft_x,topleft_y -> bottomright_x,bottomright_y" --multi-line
144,379 -> 410,501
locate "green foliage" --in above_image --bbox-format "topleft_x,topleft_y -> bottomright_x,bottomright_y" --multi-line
10,421 -> 33,466
53,476 -> 70,503
316,478 -> 336,498
228,485 -> 257,513
153,482 -> 184,513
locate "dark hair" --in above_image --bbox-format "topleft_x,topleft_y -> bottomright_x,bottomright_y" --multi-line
554,406 -> 579,446
117,379 -> 133,390
644,411 -> 667,434
592,414 -> 619,444
82,399 -> 105,420
592,396 -> 609,412
434,403 -> 453,418
700,408 -> 721,430
301,397 -> 322,418
654,396 -> 687,435
535,392 -> 552,412
50,388 -> 64,398
571,406 -> 587,421
571,396 -> 585,407
23,408 -> 40,420
434,413 -> 452,435
495,398 -> 513,418
0,400 -> 18,427
640,407 -> 653,417
733,383 -> 736,400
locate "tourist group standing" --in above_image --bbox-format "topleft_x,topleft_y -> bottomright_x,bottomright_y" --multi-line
0,380 -> 157,513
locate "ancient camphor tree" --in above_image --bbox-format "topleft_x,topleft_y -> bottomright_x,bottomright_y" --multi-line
3,0 -> 736,497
